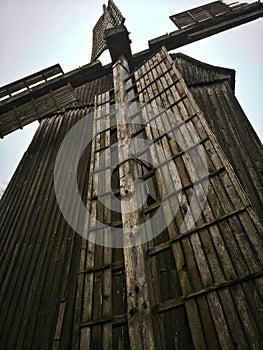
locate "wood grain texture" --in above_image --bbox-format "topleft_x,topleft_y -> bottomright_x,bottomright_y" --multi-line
0,46 -> 262,349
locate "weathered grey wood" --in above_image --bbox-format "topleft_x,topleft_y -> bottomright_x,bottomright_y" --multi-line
1,19 -> 263,347
0,85 -> 77,138
73,96 -> 104,350
148,1 -> 263,53
100,91 -> 113,350
113,55 -> 157,350
132,46 -> 263,349
74,91 -> 115,350
136,54 -> 208,349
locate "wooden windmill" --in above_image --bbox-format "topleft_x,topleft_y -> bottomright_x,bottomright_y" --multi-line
0,1 -> 263,349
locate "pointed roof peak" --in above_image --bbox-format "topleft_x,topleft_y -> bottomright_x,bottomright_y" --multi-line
91,0 -> 125,62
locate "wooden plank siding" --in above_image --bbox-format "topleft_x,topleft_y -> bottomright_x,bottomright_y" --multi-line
0,64 -> 113,139
172,51 -> 263,219
148,1 -> 263,53
113,56 -> 157,350
0,64 -> 63,99
0,84 -> 77,139
131,47 -> 263,349
0,46 -> 262,349
172,53 -> 235,90
71,47 -> 263,348
0,107 -> 91,349
188,80 -> 263,220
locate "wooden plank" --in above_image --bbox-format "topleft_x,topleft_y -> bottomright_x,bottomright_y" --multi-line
0,114 -> 72,348
100,91 -> 113,350
92,106 -> 106,348
149,2 -> 263,52
230,284 -> 262,348
73,102 -> 98,349
19,113 -> 82,349
134,47 -> 263,349
36,109 -> 93,349
0,85 -> 77,138
161,48 -> 263,349
113,56 -> 157,350
135,54 -> 208,349
161,50 -> 263,350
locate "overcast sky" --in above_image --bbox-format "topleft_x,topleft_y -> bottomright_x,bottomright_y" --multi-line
0,0 -> 262,190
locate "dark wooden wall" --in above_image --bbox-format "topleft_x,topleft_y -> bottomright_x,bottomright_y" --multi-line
174,53 -> 263,219
0,48 -> 262,349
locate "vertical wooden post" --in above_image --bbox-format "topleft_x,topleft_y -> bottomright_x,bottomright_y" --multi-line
113,55 -> 157,350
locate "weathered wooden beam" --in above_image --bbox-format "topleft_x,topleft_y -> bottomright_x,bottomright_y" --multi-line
105,25 -> 133,69
113,55 -> 157,350
0,61 -> 110,115
0,64 -> 63,99
148,1 -> 263,52
156,271 -> 263,313
79,313 -> 127,328
148,206 -> 249,256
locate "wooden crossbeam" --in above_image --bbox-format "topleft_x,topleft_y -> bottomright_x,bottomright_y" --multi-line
157,270 -> 263,313
149,1 -> 263,51
0,64 -> 63,99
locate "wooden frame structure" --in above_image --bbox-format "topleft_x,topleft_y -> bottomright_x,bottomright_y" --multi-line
0,1 -> 262,349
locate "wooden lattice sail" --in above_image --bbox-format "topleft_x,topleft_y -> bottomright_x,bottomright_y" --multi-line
0,1 -> 263,349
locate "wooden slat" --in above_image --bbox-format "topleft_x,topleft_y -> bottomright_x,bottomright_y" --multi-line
1,41 -> 262,349
149,1 -> 263,53
0,64 -> 63,99
134,51 -> 198,348
113,56 -> 157,350
0,85 -> 77,138
73,91 -> 115,350
133,47 -> 263,349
